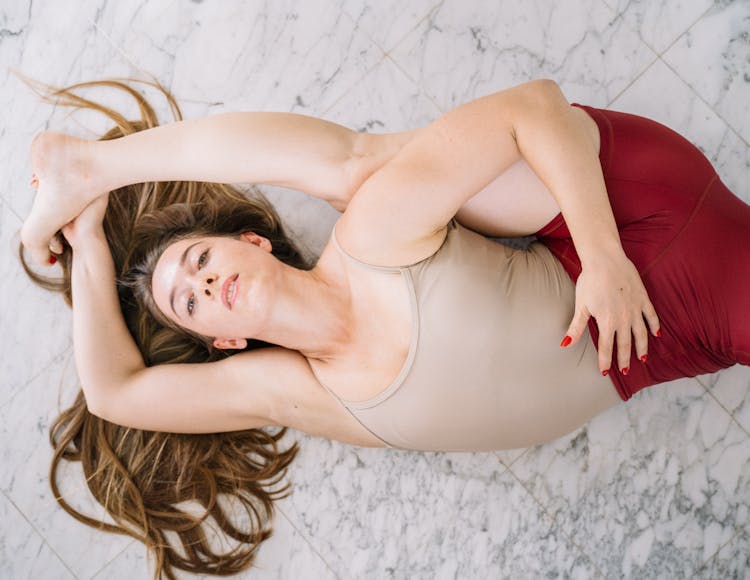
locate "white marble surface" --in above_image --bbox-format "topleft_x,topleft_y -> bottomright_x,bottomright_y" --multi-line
1,0 -> 749,578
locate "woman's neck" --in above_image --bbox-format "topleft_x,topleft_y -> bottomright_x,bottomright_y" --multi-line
252,257 -> 354,361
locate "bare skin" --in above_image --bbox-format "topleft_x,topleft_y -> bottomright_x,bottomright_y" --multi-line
23,132 -> 105,257
23,123 -> 563,258
48,148 -> 620,450
26,94 -> 659,368
24,130 -> 569,368
23,82 -> 659,449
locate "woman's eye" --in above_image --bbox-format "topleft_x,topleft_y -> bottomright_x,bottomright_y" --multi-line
198,249 -> 209,268
187,294 -> 195,316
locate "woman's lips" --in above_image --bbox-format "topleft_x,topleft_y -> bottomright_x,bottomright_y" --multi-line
222,274 -> 239,310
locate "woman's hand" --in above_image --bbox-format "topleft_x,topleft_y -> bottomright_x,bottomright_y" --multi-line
59,194 -> 110,250
22,132 -> 107,265
562,249 -> 660,375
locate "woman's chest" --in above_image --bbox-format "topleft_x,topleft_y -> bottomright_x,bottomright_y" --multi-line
312,264 -> 415,405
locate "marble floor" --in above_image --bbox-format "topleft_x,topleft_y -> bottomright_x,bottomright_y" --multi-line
1,0 -> 749,578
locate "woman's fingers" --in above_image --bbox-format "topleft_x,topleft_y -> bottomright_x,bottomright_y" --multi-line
597,322 -> 615,375
642,299 -> 661,337
616,322 -> 633,373
567,260 -> 661,376
562,306 -> 590,347
633,313 -> 650,364
48,233 -> 64,255
604,310 -> 652,374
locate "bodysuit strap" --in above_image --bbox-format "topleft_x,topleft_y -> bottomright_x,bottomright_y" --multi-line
305,358 -> 397,449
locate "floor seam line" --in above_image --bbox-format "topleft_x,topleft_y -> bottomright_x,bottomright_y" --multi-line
1,488 -> 80,579
276,505 -> 343,580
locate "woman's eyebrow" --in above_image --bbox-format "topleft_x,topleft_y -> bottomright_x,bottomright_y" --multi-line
168,241 -> 202,318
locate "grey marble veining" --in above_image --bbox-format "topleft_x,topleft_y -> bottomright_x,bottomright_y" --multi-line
697,528 -> 750,578
91,0 -> 385,116
705,364 -> 750,437
1,0 -> 749,578
1,0 -> 132,219
0,198 -> 72,406
323,56 -> 441,132
0,490 -> 75,580
609,0 -> 715,54
276,436 -> 601,578
389,0 -> 657,111
509,378 -> 750,577
341,0 -> 441,54
0,350 -> 134,579
663,0 -> 750,145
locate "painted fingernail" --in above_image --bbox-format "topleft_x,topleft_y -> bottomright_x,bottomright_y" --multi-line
622,367 -> 629,375
602,370 -> 609,377
656,328 -> 662,338
30,174 -> 38,187
560,335 -> 572,347
48,255 -> 57,265
640,354 -> 648,363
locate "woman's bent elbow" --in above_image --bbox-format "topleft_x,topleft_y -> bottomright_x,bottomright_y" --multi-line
528,78 -> 566,105
83,391 -> 109,421
83,388 -> 126,425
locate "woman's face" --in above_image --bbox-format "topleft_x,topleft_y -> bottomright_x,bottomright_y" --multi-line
151,232 -> 274,347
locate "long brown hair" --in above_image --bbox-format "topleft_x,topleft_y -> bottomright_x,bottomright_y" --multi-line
17,74 -> 310,579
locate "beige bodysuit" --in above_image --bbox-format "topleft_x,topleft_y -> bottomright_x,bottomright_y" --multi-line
309,218 -> 612,452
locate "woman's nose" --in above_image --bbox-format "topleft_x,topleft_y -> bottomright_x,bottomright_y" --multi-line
200,274 -> 219,297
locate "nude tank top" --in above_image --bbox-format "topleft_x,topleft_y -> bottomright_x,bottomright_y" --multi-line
309,218 -> 605,452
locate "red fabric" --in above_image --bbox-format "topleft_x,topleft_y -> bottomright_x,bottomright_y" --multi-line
536,104 -> 750,400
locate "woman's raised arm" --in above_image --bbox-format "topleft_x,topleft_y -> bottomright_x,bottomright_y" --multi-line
60,197 -> 379,443
22,112 -> 411,266
61,198 -> 279,433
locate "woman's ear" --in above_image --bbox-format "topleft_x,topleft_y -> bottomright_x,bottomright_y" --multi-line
239,231 -> 272,252
212,337 -> 248,350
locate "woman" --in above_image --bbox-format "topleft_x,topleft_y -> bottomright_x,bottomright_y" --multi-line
20,76 -> 749,578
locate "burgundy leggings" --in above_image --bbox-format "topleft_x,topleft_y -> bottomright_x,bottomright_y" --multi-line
536,104 -> 750,401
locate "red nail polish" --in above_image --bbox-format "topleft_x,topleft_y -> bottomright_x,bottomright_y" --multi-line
602,370 -> 609,377
48,255 -> 57,265
640,354 -> 648,363
560,335 -> 572,347
622,367 -> 629,375
656,329 -> 662,338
